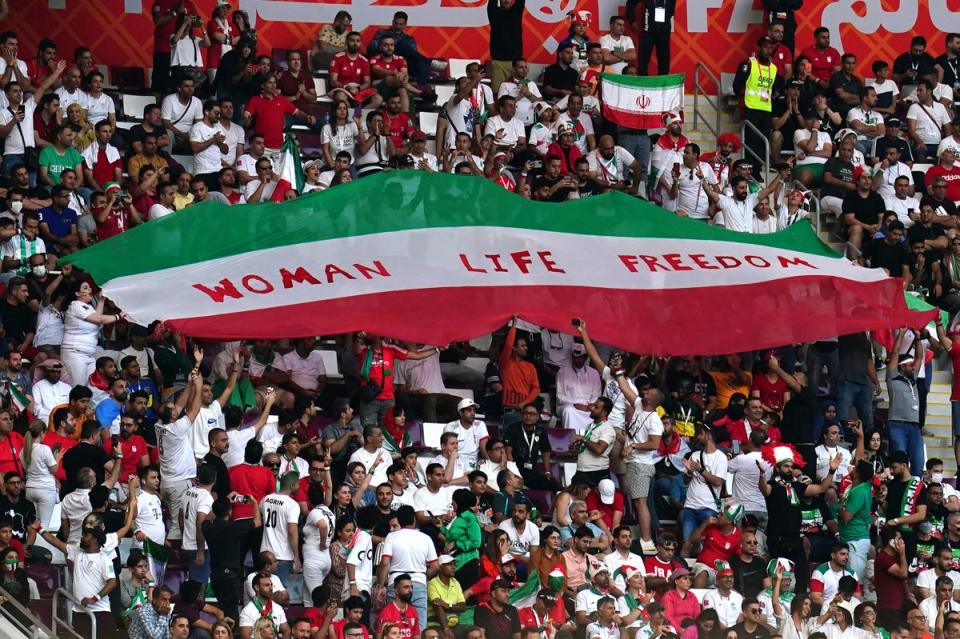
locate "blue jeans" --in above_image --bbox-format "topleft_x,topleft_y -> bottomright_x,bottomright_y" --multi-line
185,548 -> 210,585
888,420 -> 924,476
680,506 -> 718,541
836,380 -> 874,429
274,560 -> 303,606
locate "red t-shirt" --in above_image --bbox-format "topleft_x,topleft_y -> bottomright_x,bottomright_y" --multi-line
304,607 -> 332,632
799,45 -> 841,83
228,464 -> 276,520
26,60 -> 53,88
278,69 -> 314,112
244,94 -> 297,149
376,602 -> 419,639
206,19 -> 229,68
93,205 -> 135,241
153,0 -> 197,54
89,146 -> 121,187
772,44 -> 793,76
926,164 -> 960,202
585,490 -> 625,531
370,54 -> 407,78
116,434 -> 148,482
874,549 -> 908,611
358,344 -> 408,400
330,52 -> 371,87
43,432 -> 78,481
751,374 -> 789,412
644,555 -> 682,582
696,524 -> 742,567
0,433 -> 25,477
382,111 -> 415,151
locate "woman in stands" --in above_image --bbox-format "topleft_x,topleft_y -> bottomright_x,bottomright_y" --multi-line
326,516 -> 357,601
60,280 -> 124,391
552,483 -> 590,527
479,529 -> 511,580
253,616 -> 277,638
443,488 -> 482,588
21,418 -> 63,528
321,101 -> 362,170
343,461 -> 375,507
855,602 -> 888,639
863,428 -> 891,480
680,609 -> 723,639
355,111 -> 394,178
529,525 -> 567,597
381,406 -> 411,458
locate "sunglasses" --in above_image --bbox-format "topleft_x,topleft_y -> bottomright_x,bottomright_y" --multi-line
267,463 -> 281,469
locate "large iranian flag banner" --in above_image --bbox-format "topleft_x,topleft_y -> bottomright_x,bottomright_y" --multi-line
65,172 -> 930,355
601,73 -> 684,129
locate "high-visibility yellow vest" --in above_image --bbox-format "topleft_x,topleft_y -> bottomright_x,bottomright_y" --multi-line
744,57 -> 777,112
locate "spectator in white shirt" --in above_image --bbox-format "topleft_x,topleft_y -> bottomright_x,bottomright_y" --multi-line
280,337 -> 327,398
906,79 -> 951,160
496,60 -> 543,125
190,100 -> 228,188
847,87 -> 885,156
588,134 -> 642,194
160,77 -> 203,154
874,145 -> 915,200
884,175 -> 920,228
660,143 -> 717,220
148,183 -> 177,221
485,95 -> 527,150
598,16 -> 636,73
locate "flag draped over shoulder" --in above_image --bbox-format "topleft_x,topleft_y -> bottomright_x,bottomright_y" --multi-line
601,73 -> 684,128
458,571 -> 541,625
277,134 -> 304,194
63,172 -> 933,356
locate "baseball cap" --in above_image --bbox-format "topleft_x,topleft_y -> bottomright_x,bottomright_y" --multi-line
897,352 -> 916,366
490,578 -> 512,592
438,555 -> 455,565
598,478 -> 616,505
457,398 -> 480,412
572,343 -> 587,356
500,554 -> 517,565
885,115 -> 901,126
216,0 -> 231,6
788,80 -> 803,88
398,155 -> 416,166
410,130 -> 427,141
757,35 -> 774,46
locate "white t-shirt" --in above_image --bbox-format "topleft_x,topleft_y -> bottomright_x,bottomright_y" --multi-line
412,485 -> 451,516
410,152 -> 439,172
815,445 -> 853,481
239,597 -> 288,631
431,453 -> 467,481
192,400 -> 223,459
61,488 -> 90,546
348,446 -> 392,486
702,589 -> 744,628
55,87 -> 88,118
484,115 -> 526,146
846,107 -> 884,141
280,350 -> 327,393
156,416 -> 197,482
321,122 -> 360,160
794,129 -> 831,165
603,549 -> 644,591
345,528 -> 375,595
23,442 -> 56,493
160,93 -> 203,135
662,161 -> 716,219
389,483 -> 417,511
907,101 -> 952,144
381,527 -> 438,584
190,120 -> 227,175
220,120 -> 245,167
260,493 -> 301,561
442,420 -> 489,469
133,490 -> 166,547
244,179 -> 282,203
181,486 -> 213,551
529,122 -> 554,156
587,147 -> 635,183
598,33 -> 636,73
625,401 -> 663,465
0,96 -> 36,154
85,93 -> 116,127
727,452 -> 769,513
148,203 -> 175,220
577,420 -> 616,472
171,34 -> 203,68
875,162 -> 915,200
1,233 -> 46,273
753,215 -> 778,234
236,153 -> 259,178
556,111 -> 595,153
303,504 -> 335,560
601,366 -> 635,430
224,428 -> 256,468
34,303 -> 65,348
61,299 -> 100,354
498,517 -> 540,557
715,193 -> 759,233
684,449 -> 728,511
443,96 -> 473,150
866,78 -> 898,107
66,545 -> 115,613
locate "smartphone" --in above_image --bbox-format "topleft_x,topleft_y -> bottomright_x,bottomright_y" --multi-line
52,444 -> 61,455
732,440 -> 741,456
571,318 -> 582,328
673,162 -> 680,174
353,104 -> 363,119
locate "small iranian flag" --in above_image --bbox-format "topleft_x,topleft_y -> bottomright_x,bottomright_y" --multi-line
601,73 -> 684,128
4,381 -> 29,415
277,134 -> 304,194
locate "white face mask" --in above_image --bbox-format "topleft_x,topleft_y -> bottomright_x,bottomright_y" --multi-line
932,472 -> 944,484
31,265 -> 46,277
9,201 -> 22,214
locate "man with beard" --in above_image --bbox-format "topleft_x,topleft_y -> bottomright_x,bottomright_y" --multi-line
925,482 -> 951,538
115,412 -> 149,485
94,377 -> 128,435
704,170 -> 787,233
759,445 -> 840,594
132,464 -> 167,584
375,573 -> 420,638
202,428 -> 231,501
885,449 -> 928,549
217,167 -> 245,205
328,31 -> 380,107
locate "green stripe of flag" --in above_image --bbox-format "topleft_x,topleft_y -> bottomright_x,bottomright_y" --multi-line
62,172 -> 836,284
600,72 -> 685,88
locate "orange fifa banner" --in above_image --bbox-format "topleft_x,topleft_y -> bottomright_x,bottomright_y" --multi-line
5,0 -> 960,87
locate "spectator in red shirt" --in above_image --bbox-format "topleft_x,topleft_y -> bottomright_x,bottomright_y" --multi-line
751,353 -> 791,415
371,35 -> 426,114
26,38 -> 56,90
687,504 -> 744,588
769,22 -> 793,79
328,32 -> 381,107
227,439 -> 275,525
661,567 -> 701,629
375,574 -> 420,639
278,50 -> 317,113
799,27 -> 841,88
585,478 -> 624,534
117,411 -> 150,483
93,186 -> 141,241
33,93 -> 60,148
926,147 -> 960,202
382,94 -> 415,155
206,0 -> 239,84
82,121 -> 122,191
0,410 -> 24,477
873,526 -> 909,630
351,332 -> 439,427
242,74 -> 316,158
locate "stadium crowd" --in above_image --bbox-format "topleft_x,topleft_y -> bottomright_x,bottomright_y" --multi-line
0,1 -> 959,639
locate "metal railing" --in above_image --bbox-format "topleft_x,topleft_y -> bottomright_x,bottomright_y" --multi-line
693,62 -> 721,138
809,194 -> 822,239
52,588 -> 93,639
0,585 -> 53,639
740,119 -> 771,184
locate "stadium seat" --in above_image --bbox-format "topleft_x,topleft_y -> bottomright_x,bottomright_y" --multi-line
547,427 -> 576,457
171,154 -> 194,173
419,111 -> 438,137
448,59 -> 480,80
526,489 -> 554,518
317,350 -> 341,380
110,66 -> 147,92
422,422 -> 446,449
462,357 -> 489,374
434,84 -> 455,106
122,93 -> 156,121
445,388 -> 474,401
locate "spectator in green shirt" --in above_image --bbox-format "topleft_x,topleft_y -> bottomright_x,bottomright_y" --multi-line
442,488 -> 481,589
838,458 -> 874,583
38,124 -> 82,187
